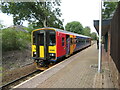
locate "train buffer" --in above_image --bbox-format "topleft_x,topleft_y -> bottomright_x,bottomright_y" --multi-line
14,43 -> 115,88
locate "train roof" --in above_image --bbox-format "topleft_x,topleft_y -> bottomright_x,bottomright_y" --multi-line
34,27 -> 91,39
56,28 -> 91,39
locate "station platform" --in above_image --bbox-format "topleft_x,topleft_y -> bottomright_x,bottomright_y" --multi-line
14,43 -> 115,88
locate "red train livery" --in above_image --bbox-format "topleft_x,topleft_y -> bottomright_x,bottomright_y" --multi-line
31,27 -> 91,69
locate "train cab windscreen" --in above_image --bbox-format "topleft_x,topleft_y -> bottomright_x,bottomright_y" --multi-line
49,31 -> 56,46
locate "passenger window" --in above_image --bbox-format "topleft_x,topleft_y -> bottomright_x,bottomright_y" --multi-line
62,37 -> 64,46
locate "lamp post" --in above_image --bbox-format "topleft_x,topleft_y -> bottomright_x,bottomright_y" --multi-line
98,0 -> 102,73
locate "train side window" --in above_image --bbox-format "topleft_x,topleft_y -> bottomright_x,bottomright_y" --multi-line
76,38 -> 78,43
62,37 -> 64,46
79,38 -> 80,42
80,38 -> 82,42
74,38 -> 77,44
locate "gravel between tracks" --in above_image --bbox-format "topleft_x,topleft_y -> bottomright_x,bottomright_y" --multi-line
2,49 -> 36,85
2,63 -> 36,85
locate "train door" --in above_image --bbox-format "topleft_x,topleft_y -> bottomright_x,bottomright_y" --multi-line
36,30 -> 44,59
66,35 -> 70,56
36,30 -> 49,60
61,34 -> 66,56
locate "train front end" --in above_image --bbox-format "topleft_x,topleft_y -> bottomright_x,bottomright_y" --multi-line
31,28 -> 56,69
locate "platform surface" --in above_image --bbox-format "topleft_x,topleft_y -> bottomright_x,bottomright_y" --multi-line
14,44 -> 115,88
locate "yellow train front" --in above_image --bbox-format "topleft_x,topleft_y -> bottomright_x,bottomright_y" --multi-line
31,27 -> 91,70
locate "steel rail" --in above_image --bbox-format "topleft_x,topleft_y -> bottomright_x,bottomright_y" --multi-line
1,70 -> 42,89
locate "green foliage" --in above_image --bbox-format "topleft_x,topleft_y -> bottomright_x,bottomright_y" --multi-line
0,31 -> 2,51
65,21 -> 97,40
2,27 -> 31,52
1,2 -> 63,29
27,24 -> 40,33
0,24 -> 4,29
91,32 -> 97,40
102,2 -> 118,19
83,26 -> 91,36
65,21 -> 83,34
0,20 -> 4,29
22,27 -> 33,33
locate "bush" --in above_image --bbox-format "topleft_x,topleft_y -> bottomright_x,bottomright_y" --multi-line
2,28 -> 31,52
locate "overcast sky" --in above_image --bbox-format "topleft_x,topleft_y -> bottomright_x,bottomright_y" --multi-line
0,0 -> 100,33
60,0 -> 100,33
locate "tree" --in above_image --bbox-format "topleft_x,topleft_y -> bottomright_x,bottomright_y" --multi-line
91,32 -> 97,40
2,27 -> 31,52
0,20 -> 4,29
83,26 -> 91,36
1,2 -> 63,29
65,21 -> 83,34
102,2 -> 118,19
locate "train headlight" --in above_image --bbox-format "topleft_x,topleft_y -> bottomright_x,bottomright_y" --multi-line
34,52 -> 36,54
33,52 -> 36,57
50,53 -> 55,56
51,53 -> 54,56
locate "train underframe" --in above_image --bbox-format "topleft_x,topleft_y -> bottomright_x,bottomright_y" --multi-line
34,59 -> 57,70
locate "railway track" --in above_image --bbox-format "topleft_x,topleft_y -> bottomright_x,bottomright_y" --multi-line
1,61 -> 54,89
1,70 -> 42,89
20,62 -> 34,68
